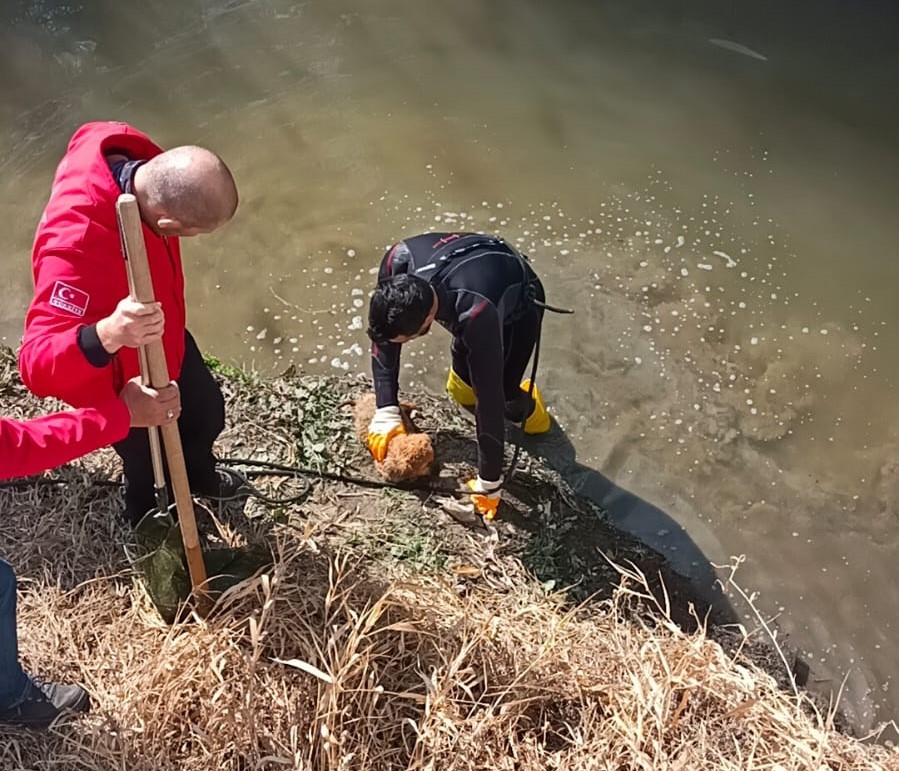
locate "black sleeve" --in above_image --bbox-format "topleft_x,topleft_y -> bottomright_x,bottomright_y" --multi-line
372,340 -> 401,408
370,241 -> 410,408
77,324 -> 113,368
460,300 -> 505,482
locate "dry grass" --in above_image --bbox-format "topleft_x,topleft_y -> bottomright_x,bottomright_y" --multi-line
2,534 -> 895,770
2,484 -> 895,771
0,349 -> 896,770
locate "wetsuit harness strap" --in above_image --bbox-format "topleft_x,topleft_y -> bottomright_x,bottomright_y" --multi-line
500,245 -> 571,485
515,249 -> 574,315
532,298 -> 574,314
423,236 -> 510,285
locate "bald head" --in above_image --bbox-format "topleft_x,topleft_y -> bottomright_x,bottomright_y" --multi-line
136,145 -> 238,236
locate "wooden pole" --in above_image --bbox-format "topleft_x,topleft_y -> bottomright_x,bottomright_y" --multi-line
115,193 -> 209,603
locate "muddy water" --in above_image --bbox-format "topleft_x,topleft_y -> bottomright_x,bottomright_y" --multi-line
1,0 -> 896,737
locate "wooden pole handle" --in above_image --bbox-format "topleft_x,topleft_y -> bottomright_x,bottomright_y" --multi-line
116,194 -> 209,603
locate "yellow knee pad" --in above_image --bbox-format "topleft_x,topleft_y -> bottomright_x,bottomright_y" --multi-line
446,368 -> 476,407
520,379 -> 551,434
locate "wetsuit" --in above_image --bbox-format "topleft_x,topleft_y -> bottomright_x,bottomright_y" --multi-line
372,232 -> 544,481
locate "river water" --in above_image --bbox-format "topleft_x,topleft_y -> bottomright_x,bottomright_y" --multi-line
1,0 -> 896,738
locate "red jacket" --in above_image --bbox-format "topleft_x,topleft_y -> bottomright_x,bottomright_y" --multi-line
0,400 -> 130,480
19,122 -> 186,409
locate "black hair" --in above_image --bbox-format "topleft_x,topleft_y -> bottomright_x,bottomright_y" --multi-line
367,274 -> 434,343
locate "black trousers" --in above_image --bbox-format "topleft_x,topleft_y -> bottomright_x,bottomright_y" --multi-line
114,331 -> 225,521
451,286 -> 545,423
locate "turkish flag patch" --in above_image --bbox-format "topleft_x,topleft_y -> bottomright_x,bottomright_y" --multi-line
49,281 -> 90,317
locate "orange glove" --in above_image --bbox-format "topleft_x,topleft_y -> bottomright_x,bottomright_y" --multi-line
467,477 -> 502,521
366,406 -> 407,462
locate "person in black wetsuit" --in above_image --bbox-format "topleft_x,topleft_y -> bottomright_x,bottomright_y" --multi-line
366,232 -> 552,520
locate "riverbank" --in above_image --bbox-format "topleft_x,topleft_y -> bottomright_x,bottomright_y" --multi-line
0,347 -> 894,770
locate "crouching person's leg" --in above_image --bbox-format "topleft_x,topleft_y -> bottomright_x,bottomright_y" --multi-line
502,306 -> 550,434
178,331 -> 246,500
447,338 -> 476,407
113,427 -> 158,525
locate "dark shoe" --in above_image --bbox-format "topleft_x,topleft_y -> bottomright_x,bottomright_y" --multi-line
504,391 -> 535,424
0,677 -> 90,729
196,467 -> 251,501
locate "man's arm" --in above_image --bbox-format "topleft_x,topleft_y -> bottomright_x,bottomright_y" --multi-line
20,250 -> 162,406
370,241 -> 411,408
20,246 -> 120,403
461,302 -> 506,483
372,340 -> 402,408
0,379 -> 181,481
0,402 -> 129,480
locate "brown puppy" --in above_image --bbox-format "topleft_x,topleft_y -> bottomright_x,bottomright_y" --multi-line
353,394 -> 434,482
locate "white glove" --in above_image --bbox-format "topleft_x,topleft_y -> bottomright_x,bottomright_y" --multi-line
369,406 -> 403,434
367,406 -> 406,461
467,476 -> 502,520
469,477 -> 502,495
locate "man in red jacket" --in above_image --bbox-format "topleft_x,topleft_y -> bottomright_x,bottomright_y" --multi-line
20,122 -> 242,524
1,370 -> 179,727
